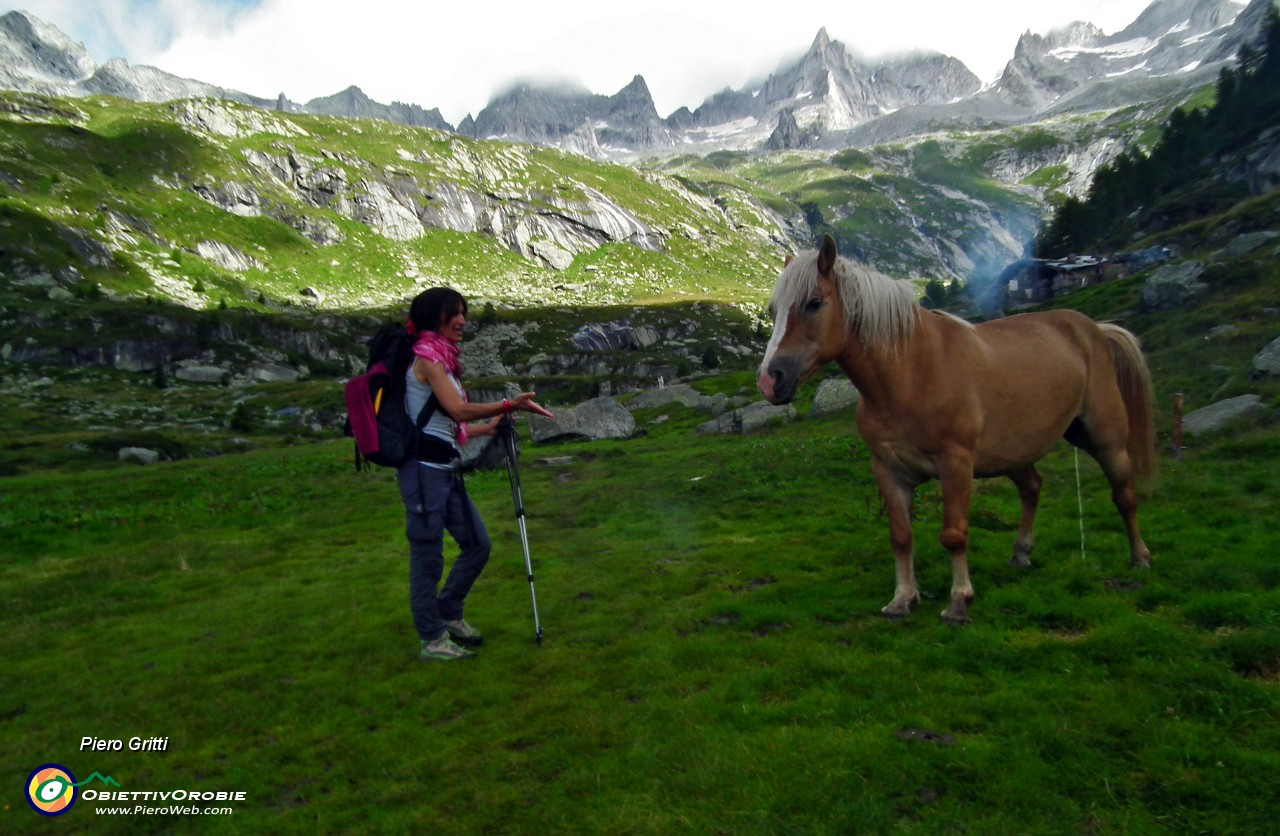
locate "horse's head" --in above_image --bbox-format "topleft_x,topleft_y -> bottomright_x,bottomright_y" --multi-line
758,234 -> 848,404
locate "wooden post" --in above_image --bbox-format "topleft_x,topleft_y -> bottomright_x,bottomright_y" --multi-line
1172,393 -> 1184,459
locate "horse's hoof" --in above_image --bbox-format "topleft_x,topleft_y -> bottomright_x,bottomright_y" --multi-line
1009,555 -> 1033,569
940,609 -> 972,626
878,607 -> 912,621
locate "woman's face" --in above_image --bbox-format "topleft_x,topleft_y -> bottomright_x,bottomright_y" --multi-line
438,307 -> 466,344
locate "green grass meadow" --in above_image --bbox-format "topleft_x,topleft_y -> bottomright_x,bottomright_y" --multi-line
3,400 -> 1279,833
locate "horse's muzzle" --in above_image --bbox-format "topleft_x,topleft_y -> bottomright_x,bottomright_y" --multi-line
757,356 -> 799,404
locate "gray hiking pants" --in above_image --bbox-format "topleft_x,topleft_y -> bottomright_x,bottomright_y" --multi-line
396,462 -> 491,642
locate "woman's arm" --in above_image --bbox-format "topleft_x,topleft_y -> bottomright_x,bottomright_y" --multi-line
415,357 -> 554,423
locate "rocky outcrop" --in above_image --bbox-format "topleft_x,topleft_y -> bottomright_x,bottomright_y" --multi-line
168,99 -> 306,139
6,310 -> 348,377
572,323 -> 657,351
460,323 -> 532,377
194,241 -> 262,272
242,146 -> 663,270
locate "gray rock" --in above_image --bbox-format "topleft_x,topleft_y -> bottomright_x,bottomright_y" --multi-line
250,363 -> 301,383
1214,231 -> 1279,262
118,447 -> 161,465
1252,336 -> 1280,377
1141,261 -> 1206,311
192,181 -> 263,217
175,365 -> 230,384
696,401 -> 798,434
350,178 -> 423,242
572,322 -> 662,351
628,383 -> 707,410
194,240 -> 261,271
529,397 -> 636,442
1182,395 -> 1266,436
811,378 -> 860,417
458,434 -> 511,471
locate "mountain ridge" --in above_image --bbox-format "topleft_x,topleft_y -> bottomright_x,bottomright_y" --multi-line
5,1 -> 1270,161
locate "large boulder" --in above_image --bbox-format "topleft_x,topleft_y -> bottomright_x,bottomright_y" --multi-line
627,383 -> 707,410
1213,231 -> 1279,262
696,401 -> 798,434
1141,261 -> 1206,311
811,378 -> 860,417
1252,336 -> 1280,377
1182,395 -> 1266,436
250,363 -> 303,383
118,447 -> 161,465
529,397 -> 636,442
175,365 -> 230,384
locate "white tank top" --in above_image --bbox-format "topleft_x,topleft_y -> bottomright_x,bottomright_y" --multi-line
404,362 -> 464,462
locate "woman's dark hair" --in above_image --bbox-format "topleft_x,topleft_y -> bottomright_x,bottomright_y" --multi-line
408,287 -> 467,334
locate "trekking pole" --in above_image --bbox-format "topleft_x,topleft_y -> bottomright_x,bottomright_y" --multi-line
499,415 -> 543,645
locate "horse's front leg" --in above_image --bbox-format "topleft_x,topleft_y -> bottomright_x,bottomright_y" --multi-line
873,458 -> 919,619
937,455 -> 976,624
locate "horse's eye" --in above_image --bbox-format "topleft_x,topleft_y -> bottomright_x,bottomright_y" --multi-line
804,298 -> 824,314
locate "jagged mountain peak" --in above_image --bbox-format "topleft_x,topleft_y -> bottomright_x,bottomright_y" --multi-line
811,27 -> 833,53
1117,0 -> 1242,40
0,2 -> 1272,162
618,74 -> 650,95
0,8 -> 95,87
610,75 -> 660,120
1013,21 -> 1105,58
311,85 -> 370,104
991,0 -> 1250,113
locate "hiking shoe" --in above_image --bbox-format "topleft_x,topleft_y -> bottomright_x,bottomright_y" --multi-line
420,635 -> 476,662
446,619 -> 484,647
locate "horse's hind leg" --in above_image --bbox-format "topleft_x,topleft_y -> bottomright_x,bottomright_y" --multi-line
873,459 -> 920,619
1007,465 -> 1042,568
1102,453 -> 1152,569
1067,420 -> 1152,569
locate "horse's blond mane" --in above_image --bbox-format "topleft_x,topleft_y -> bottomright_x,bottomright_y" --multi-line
770,249 -> 919,350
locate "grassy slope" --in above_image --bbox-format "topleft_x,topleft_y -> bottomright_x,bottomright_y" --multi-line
0,92 -> 782,311
2,406 -> 1277,833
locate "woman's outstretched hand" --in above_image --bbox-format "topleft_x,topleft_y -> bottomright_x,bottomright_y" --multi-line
510,392 -> 554,419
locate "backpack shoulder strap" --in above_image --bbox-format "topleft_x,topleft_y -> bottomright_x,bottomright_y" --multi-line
414,393 -> 438,431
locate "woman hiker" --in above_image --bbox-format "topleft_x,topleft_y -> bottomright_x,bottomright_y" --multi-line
400,287 -> 554,662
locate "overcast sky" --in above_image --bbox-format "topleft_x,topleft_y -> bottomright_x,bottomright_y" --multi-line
6,0 -> 1168,125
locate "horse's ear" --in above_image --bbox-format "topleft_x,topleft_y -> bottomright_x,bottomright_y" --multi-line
784,254 -> 794,267
817,234 -> 838,276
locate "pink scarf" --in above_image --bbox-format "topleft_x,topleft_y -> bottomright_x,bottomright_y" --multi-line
409,329 -> 468,445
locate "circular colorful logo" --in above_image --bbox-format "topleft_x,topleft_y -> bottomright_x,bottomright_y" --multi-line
26,764 -> 77,817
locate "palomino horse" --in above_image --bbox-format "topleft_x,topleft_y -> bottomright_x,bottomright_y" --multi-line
758,235 -> 1156,623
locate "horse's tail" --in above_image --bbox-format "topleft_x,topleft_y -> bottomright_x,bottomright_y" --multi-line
1100,323 -> 1158,496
